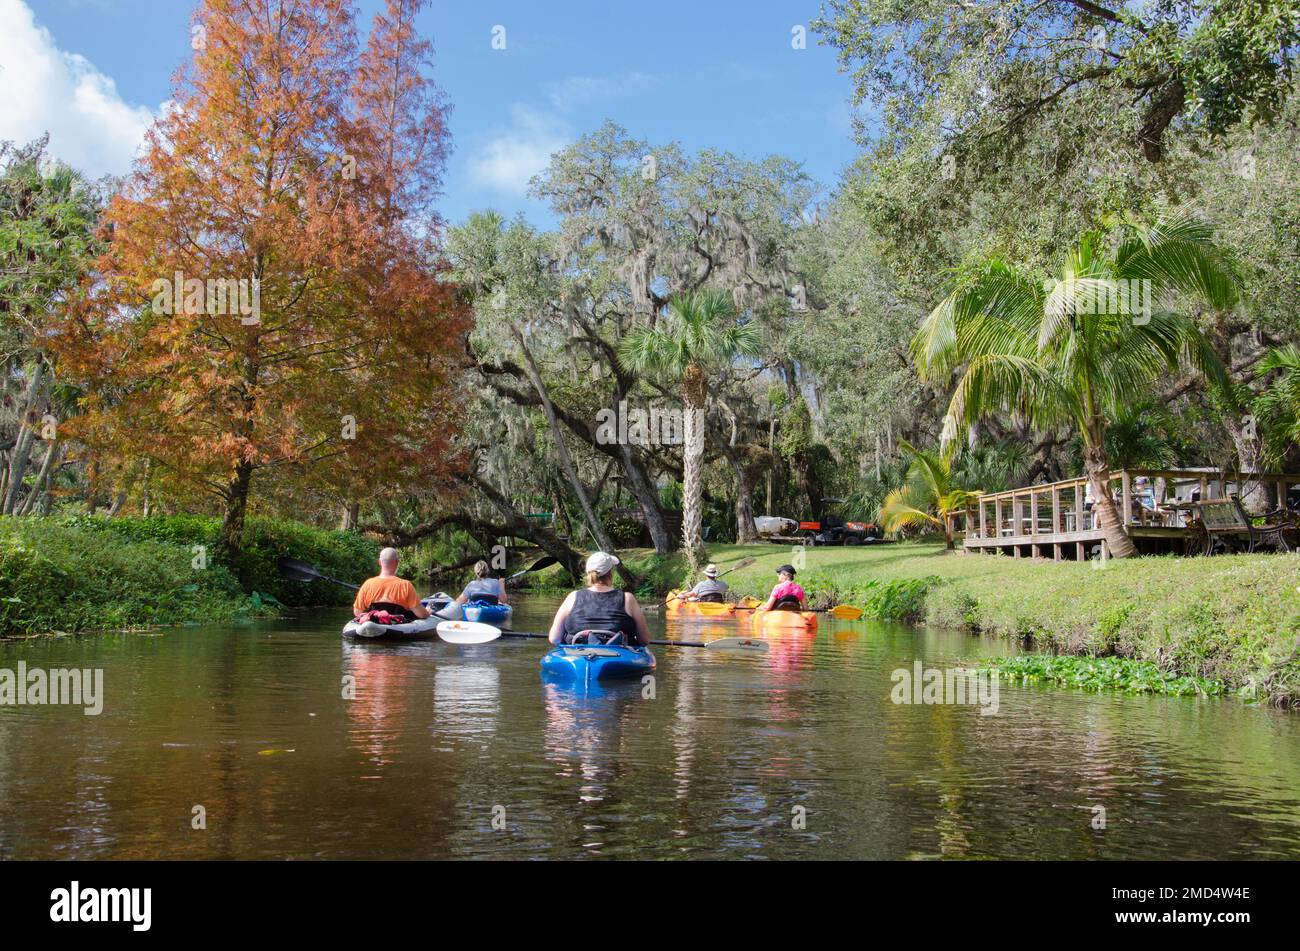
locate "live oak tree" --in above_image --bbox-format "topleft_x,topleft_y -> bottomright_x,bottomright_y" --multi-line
54,0 -> 466,564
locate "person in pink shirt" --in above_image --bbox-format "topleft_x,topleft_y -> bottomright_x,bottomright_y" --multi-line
760,564 -> 807,612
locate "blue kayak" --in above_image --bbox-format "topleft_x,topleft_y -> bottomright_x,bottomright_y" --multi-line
463,601 -> 512,626
540,644 -> 656,685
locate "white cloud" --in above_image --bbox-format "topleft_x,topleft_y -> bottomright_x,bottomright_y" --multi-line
465,105 -> 569,195
0,0 -> 157,177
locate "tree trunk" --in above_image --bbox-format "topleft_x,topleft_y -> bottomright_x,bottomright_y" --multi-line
216,460 -> 254,568
724,444 -> 759,543
1083,447 -> 1137,559
615,441 -> 671,554
513,328 -> 620,561
681,366 -> 707,571
2,358 -> 47,515
340,501 -> 359,530
1224,416 -> 1270,513
15,439 -> 59,516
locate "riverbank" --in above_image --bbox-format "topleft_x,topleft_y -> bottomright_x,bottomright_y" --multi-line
624,542 -> 1300,706
0,515 -> 373,637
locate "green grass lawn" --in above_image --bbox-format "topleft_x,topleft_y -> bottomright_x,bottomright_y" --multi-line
614,541 -> 1300,706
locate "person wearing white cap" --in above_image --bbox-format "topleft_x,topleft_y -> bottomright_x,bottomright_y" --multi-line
685,563 -> 729,603
547,551 -> 650,646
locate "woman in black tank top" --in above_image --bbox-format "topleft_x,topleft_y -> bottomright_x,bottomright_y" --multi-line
548,552 -> 651,647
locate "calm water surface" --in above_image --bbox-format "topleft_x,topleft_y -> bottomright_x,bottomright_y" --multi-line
1,595 -> 1298,859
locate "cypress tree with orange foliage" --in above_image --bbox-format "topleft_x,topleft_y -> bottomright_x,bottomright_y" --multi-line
54,0 -> 468,564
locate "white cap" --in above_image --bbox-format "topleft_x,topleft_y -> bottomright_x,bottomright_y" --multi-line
585,551 -> 620,576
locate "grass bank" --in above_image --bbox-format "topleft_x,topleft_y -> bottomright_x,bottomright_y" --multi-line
0,515 -> 375,637
626,541 -> 1300,706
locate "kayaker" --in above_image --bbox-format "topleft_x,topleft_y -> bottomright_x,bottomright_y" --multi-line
758,564 -> 807,612
455,560 -> 508,606
685,564 -> 729,603
353,548 -> 431,620
547,551 -> 650,647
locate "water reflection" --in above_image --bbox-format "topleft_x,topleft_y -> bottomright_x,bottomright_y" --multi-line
0,605 -> 1297,859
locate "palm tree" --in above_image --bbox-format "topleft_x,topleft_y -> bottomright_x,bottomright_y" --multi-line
619,289 -> 763,568
880,441 -> 981,549
913,213 -> 1235,558
1254,345 -> 1300,469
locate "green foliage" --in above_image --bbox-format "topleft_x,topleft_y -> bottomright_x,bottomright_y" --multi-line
983,655 -> 1228,698
0,516 -> 253,635
600,512 -> 643,547
53,513 -> 375,608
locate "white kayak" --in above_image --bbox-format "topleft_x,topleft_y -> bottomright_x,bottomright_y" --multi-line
342,615 -> 441,640
422,592 -> 463,621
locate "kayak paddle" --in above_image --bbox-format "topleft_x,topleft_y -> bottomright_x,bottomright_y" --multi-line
277,556 -> 359,591
436,621 -> 769,652
655,557 -> 756,609
503,555 -> 557,583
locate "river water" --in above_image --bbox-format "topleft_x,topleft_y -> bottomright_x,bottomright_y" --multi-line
1,595 -> 1298,859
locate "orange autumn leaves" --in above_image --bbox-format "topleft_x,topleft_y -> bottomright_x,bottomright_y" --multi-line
54,0 -> 469,551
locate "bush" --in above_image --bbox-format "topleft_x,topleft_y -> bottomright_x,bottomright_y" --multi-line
55,514 -> 375,607
0,517 -> 252,635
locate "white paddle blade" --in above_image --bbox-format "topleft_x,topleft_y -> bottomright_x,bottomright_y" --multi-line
707,637 -> 769,652
436,620 -> 502,644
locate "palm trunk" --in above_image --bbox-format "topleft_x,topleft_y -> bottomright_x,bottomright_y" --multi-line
1083,444 -> 1137,559
15,439 -> 59,516
681,366 -> 707,571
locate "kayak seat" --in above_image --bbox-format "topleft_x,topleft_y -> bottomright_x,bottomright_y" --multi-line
564,629 -> 626,646
695,592 -> 725,603
772,595 -> 802,612
364,601 -> 416,622
469,594 -> 500,605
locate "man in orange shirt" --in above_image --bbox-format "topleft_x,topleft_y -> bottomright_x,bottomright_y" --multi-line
353,548 -> 431,620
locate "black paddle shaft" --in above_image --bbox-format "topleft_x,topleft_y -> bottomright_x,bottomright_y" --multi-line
499,630 -> 708,649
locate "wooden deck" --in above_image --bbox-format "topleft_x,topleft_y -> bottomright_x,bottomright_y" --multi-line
946,468 -> 1300,560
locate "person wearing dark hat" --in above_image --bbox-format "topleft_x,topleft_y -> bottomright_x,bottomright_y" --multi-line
547,551 -> 650,646
758,563 -> 807,612
685,563 -> 729,603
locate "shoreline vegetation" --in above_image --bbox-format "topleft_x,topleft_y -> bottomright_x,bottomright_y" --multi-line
3,516 -> 1296,707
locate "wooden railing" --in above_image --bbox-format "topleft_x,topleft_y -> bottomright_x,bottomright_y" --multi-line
947,468 -> 1300,542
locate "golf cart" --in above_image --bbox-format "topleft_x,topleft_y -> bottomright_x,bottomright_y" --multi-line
798,498 -> 884,546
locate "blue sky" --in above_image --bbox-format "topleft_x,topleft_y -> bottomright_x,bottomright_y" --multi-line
5,0 -> 867,226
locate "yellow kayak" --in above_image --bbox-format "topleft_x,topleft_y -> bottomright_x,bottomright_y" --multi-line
665,591 -> 740,618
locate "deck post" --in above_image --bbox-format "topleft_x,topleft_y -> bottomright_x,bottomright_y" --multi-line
1052,487 -> 1061,534
1030,490 -> 1038,536
995,498 -> 1003,541
980,499 -> 987,539
1121,470 -> 1132,527
1053,543 -> 1061,562
1076,540 -> 1084,560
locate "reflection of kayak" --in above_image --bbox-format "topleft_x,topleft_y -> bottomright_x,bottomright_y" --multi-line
750,607 -> 818,632
343,615 -> 441,640
541,645 -> 656,685
665,591 -> 739,618
463,601 -> 512,626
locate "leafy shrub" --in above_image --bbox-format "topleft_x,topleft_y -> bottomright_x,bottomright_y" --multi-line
55,514 -> 375,607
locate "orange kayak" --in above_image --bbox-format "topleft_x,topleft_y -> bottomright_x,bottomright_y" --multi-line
750,607 -> 818,632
